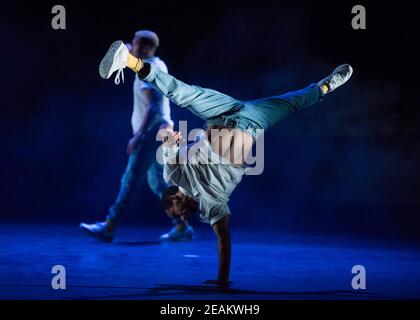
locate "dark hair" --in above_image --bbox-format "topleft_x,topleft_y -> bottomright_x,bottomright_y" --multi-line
134,30 -> 160,47
162,186 -> 179,210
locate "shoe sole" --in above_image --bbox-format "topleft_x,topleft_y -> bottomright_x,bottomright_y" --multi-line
99,40 -> 124,79
80,225 -> 114,243
334,64 -> 353,78
334,64 -> 353,90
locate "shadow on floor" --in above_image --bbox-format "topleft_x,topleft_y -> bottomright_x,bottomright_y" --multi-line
115,241 -> 161,246
70,283 -> 381,300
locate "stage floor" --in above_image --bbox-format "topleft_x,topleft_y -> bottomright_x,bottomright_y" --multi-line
0,223 -> 419,300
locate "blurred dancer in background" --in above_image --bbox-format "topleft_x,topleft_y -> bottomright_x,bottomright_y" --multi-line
80,31 -> 195,242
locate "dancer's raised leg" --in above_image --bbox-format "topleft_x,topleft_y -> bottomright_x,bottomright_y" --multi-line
99,41 -> 241,120
240,64 -> 353,130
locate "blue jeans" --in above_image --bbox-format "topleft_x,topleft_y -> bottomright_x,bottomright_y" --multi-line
140,63 -> 324,139
106,118 -> 168,223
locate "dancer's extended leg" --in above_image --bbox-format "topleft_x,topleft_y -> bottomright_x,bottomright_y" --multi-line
100,41 -> 242,120
137,63 -> 243,120
240,64 -> 353,130
99,41 -> 353,141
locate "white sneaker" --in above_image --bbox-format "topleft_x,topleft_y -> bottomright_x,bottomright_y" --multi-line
80,221 -> 115,242
317,64 -> 353,93
98,40 -> 129,85
159,225 -> 195,242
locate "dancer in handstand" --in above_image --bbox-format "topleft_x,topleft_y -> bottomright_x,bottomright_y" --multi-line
99,40 -> 353,286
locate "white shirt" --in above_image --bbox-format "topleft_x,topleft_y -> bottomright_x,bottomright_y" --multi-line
162,135 -> 246,225
131,56 -> 173,133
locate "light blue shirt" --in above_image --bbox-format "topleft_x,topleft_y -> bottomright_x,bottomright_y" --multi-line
162,136 -> 246,225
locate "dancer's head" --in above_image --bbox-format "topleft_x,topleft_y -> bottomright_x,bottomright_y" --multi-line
162,186 -> 198,221
131,30 -> 160,59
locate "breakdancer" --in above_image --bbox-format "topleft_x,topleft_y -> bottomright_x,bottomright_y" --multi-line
80,32 -> 195,243
99,40 -> 353,286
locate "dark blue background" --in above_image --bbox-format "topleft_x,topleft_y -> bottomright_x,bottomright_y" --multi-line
1,1 -> 418,238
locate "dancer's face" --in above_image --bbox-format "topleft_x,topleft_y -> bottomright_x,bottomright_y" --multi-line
131,36 -> 157,59
165,191 -> 197,221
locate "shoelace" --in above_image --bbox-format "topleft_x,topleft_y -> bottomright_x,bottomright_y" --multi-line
328,73 -> 343,89
114,68 -> 125,85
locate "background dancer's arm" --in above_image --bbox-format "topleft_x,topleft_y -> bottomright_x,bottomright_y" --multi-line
127,89 -> 153,154
162,131 -> 186,183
